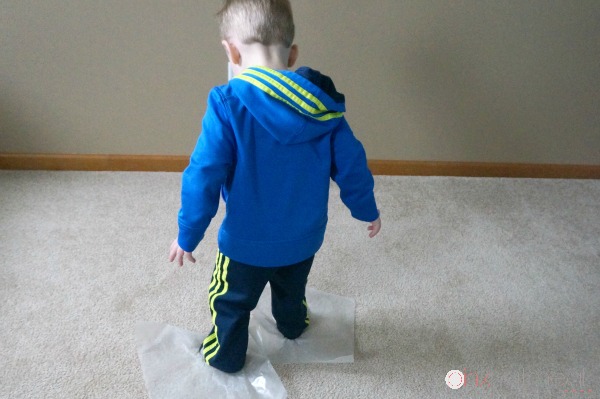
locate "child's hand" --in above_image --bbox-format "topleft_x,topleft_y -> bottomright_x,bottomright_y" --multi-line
368,217 -> 381,238
169,239 -> 197,267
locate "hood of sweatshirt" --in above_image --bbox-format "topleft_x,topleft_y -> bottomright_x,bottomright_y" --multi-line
229,66 -> 346,145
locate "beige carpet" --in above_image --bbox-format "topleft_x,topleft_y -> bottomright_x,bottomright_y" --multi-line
1,171 -> 599,398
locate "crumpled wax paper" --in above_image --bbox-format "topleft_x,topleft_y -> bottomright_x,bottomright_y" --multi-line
136,287 -> 355,398
249,285 -> 355,364
135,322 -> 286,399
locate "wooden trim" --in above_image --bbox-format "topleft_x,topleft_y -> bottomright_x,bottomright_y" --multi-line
1,153 -> 599,178
0,153 -> 189,172
367,160 -> 600,179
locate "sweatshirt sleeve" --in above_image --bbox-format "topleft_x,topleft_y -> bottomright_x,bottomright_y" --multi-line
177,88 -> 235,252
330,118 -> 379,222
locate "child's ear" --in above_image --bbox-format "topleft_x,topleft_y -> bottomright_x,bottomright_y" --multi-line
221,40 -> 242,65
287,44 -> 299,68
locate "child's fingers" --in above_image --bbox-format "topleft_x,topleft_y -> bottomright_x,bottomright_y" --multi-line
185,252 -> 197,264
169,239 -> 195,266
168,239 -> 181,261
368,219 -> 381,238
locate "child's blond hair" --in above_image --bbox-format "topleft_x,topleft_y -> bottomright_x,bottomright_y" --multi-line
217,0 -> 295,47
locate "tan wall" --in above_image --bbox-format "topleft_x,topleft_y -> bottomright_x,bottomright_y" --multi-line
1,1 -> 599,164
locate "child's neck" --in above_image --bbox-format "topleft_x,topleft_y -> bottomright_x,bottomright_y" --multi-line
239,43 -> 290,71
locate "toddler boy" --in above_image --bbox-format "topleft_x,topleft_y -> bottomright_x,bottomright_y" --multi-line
169,0 -> 381,373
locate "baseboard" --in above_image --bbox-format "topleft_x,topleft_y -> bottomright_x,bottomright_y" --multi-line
1,153 -> 599,179
0,153 -> 189,172
367,159 -> 600,179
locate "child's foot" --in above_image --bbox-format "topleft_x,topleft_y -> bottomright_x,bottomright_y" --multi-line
277,323 -> 308,340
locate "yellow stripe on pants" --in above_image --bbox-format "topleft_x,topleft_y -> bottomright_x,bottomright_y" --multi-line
203,251 -> 230,364
303,298 -> 310,326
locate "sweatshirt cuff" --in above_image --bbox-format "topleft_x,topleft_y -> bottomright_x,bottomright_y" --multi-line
351,205 -> 380,223
177,227 -> 204,253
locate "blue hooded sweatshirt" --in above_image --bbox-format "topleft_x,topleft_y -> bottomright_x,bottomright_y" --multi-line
177,66 -> 379,267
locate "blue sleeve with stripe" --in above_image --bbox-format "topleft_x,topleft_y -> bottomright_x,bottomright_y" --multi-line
177,88 -> 235,252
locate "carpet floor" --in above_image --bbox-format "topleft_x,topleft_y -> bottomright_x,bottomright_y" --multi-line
1,171 -> 598,398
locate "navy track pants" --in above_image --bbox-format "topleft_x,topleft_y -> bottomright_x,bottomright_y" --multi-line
202,250 -> 314,373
